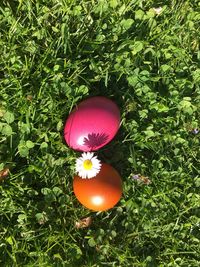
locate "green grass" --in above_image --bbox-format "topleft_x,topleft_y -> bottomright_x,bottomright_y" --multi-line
0,0 -> 200,266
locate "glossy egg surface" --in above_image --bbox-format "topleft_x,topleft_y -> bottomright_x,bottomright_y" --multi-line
64,96 -> 120,151
73,163 -> 122,211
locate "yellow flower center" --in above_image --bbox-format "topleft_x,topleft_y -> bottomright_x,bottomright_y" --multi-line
83,159 -> 93,170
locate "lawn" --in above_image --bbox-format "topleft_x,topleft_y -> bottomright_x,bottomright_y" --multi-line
0,0 -> 200,266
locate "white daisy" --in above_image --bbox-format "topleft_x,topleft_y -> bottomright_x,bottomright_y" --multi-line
75,152 -> 101,179
153,7 -> 162,15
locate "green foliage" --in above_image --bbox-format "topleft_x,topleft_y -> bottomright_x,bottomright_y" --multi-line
0,0 -> 200,266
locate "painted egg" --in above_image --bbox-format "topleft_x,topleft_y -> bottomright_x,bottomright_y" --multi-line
64,96 -> 120,151
73,163 -> 122,211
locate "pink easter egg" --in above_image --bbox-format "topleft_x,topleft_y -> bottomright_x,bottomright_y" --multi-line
64,96 -> 120,151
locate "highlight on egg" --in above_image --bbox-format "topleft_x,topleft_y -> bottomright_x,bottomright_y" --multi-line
64,96 -> 120,152
73,163 -> 122,211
